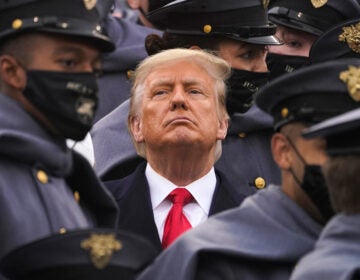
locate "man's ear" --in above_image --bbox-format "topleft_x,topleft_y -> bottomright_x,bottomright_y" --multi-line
216,118 -> 229,140
271,132 -> 292,170
0,55 -> 26,90
129,115 -> 144,143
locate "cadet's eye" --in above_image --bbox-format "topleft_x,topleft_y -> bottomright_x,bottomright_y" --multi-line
287,40 -> 302,49
59,59 -> 77,68
239,51 -> 252,59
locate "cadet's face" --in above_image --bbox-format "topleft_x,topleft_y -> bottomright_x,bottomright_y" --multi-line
268,25 -> 317,57
25,34 -> 102,74
287,123 -> 328,178
217,39 -> 268,72
133,60 -> 227,151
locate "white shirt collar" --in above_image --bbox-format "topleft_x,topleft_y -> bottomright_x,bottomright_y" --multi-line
146,163 -> 217,215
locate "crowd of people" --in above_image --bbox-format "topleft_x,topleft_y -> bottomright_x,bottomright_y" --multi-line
0,0 -> 359,279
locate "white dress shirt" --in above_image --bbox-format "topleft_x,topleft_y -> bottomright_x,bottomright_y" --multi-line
145,163 -> 217,240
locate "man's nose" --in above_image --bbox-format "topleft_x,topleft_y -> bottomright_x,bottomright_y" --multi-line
170,89 -> 188,110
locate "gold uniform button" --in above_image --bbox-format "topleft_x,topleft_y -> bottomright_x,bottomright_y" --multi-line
238,132 -> 246,138
59,228 -> 67,234
126,70 -> 134,80
254,177 -> 266,189
36,170 -> 48,184
203,24 -> 212,33
74,191 -> 80,203
281,107 -> 289,118
12,19 -> 23,30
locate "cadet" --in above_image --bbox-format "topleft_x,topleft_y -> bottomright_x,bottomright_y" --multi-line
0,0 -> 119,266
137,59 -> 360,280
267,0 -> 360,79
94,0 -> 165,121
290,107 -> 360,280
92,0 -> 282,196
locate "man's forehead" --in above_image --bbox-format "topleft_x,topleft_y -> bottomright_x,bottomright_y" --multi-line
147,75 -> 211,87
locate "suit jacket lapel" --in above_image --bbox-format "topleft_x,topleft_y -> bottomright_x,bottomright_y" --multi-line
209,170 -> 245,215
116,163 -> 162,252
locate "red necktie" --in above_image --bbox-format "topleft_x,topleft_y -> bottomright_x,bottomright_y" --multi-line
162,188 -> 193,248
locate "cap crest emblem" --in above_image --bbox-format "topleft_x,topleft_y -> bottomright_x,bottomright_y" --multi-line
310,0 -> 328,8
83,0 -> 97,10
339,23 -> 360,54
339,66 -> 360,102
81,234 -> 122,269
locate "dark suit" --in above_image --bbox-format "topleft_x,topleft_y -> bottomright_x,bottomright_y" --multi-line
104,162 -> 245,253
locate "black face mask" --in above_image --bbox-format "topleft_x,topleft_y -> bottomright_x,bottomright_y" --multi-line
23,70 -> 99,141
226,69 -> 269,115
301,165 -> 334,221
286,137 -> 334,222
266,53 -> 309,81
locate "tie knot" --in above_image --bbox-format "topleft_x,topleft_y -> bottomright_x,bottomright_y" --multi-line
168,188 -> 193,206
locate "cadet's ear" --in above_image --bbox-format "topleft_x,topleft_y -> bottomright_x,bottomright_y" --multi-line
271,132 -> 291,170
0,55 -> 26,91
189,45 -> 202,50
129,115 -> 145,143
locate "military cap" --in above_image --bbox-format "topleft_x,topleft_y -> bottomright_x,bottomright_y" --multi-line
310,18 -> 360,64
0,0 -> 115,52
268,0 -> 360,36
302,108 -> 360,155
148,0 -> 174,12
0,228 -> 157,280
255,58 -> 360,131
147,0 -> 282,45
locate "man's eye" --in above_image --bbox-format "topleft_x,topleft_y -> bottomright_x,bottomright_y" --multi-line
155,90 -> 167,95
189,89 -> 201,94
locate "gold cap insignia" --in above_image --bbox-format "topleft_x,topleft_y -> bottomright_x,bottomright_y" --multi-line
83,0 -> 97,10
310,0 -> 328,8
339,65 -> 360,102
339,23 -> 360,54
81,234 -> 122,269
263,0 -> 270,9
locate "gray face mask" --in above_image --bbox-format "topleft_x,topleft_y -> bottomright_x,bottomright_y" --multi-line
286,136 -> 334,222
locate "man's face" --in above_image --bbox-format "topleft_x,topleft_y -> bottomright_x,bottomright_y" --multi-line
131,60 -> 228,153
268,25 -> 317,57
24,33 -> 101,74
217,39 -> 268,72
